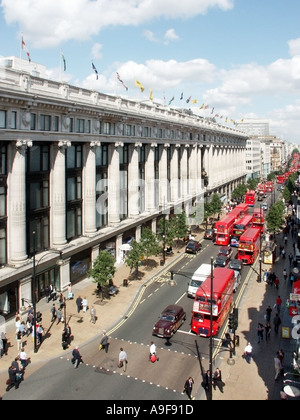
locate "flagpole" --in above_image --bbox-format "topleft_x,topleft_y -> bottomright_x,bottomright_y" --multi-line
20,33 -> 23,72
59,49 -> 62,83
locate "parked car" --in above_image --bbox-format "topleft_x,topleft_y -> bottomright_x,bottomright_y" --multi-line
185,240 -> 202,254
152,304 -> 186,339
214,254 -> 231,268
218,245 -> 233,259
229,259 -> 243,272
204,228 -> 215,240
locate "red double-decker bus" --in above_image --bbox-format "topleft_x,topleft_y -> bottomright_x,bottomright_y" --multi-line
191,267 -> 236,337
276,175 -> 285,184
252,207 -> 265,233
265,181 -> 273,193
214,208 -> 241,245
230,214 -> 253,247
237,227 -> 261,264
235,203 -> 249,216
245,190 -> 256,207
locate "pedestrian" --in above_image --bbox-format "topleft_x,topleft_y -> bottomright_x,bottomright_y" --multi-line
264,321 -> 271,340
212,368 -> 224,393
274,352 -> 282,380
257,323 -> 264,344
36,324 -> 44,344
283,268 -> 287,282
183,377 -> 195,400
0,338 -> 3,358
273,313 -> 282,334
99,331 -> 109,353
90,305 -> 96,324
288,253 -> 293,266
149,340 -> 159,361
25,317 -> 32,337
290,272 -> 295,287
67,283 -> 73,300
76,296 -> 82,313
265,305 -> 272,322
58,293 -> 65,310
50,303 -> 57,322
278,349 -> 285,365
244,342 -> 253,363
276,295 -> 282,314
1,331 -> 8,356
274,276 -> 280,290
118,347 -> 128,368
6,364 -> 22,391
16,329 -> 22,351
72,346 -> 83,369
51,285 -> 57,301
82,297 -> 88,313
49,284 -> 53,301
284,235 -> 288,245
204,370 -> 212,392
62,328 -> 69,350
19,347 -> 28,369
45,285 -> 50,303
56,308 -> 62,325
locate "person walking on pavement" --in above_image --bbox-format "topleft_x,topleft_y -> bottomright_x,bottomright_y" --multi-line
90,305 -> 96,324
50,303 -> 57,322
72,346 -> 83,369
6,363 -> 22,391
257,322 -> 264,344
204,370 -> 212,392
56,307 -> 62,325
283,268 -> 287,282
274,352 -> 282,380
76,296 -> 82,314
183,377 -> 195,400
1,331 -> 8,356
265,305 -> 272,322
118,347 -> 128,368
274,276 -> 280,290
19,347 -> 28,369
213,368 -> 224,393
99,331 -> 109,353
264,321 -> 271,340
244,342 -> 253,363
276,296 -> 282,314
82,297 -> 88,313
273,313 -> 282,334
149,341 -> 159,362
45,285 -> 50,303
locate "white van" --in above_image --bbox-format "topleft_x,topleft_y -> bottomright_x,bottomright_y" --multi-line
187,263 -> 212,298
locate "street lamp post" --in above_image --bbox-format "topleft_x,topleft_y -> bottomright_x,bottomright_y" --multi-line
208,256 -> 214,401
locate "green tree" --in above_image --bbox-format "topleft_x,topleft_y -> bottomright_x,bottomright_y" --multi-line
125,240 -> 143,278
266,201 -> 285,238
140,227 -> 161,259
87,250 -> 116,300
247,178 -> 259,191
232,184 -> 247,201
210,193 -> 222,217
172,212 -> 188,247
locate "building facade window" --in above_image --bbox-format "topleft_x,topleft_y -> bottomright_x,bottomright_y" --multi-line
11,111 -> 17,129
40,114 -> 51,131
30,113 -> 36,130
0,111 -> 6,129
26,144 -> 50,254
76,119 -> 85,133
66,144 -> 82,240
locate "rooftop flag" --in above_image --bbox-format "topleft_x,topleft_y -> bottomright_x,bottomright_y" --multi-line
135,80 -> 144,92
191,99 -> 197,104
200,103 -> 205,109
116,72 -> 128,90
180,92 -> 184,100
168,96 -> 174,105
149,87 -> 153,101
92,62 -> 99,79
21,36 -> 31,62
186,96 -> 191,103
61,52 -> 66,71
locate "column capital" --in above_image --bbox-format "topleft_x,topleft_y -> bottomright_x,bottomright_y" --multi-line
58,140 -> 72,149
16,139 -> 33,150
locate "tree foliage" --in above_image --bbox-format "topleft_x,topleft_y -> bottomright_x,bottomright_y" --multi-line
266,201 -> 285,234
140,227 -> 160,258
125,240 -> 142,275
87,250 -> 116,292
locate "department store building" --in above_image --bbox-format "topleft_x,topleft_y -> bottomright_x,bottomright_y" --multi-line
0,57 -> 247,317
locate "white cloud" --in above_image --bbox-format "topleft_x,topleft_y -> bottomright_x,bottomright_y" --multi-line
91,43 -> 103,60
1,0 -> 234,47
288,38 -> 300,57
143,30 -> 159,43
164,29 -> 180,44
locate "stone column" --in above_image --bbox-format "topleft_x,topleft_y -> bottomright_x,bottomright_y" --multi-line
83,142 -> 98,236
128,143 -> 141,218
8,140 -> 31,265
180,145 -> 189,200
51,142 -> 68,248
170,145 -> 179,204
145,144 -> 156,213
159,144 -> 169,206
108,142 -> 122,225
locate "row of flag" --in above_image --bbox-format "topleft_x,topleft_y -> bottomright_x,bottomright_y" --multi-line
20,37 -> 243,125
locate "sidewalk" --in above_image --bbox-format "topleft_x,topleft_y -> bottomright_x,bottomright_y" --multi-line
0,229 -> 298,400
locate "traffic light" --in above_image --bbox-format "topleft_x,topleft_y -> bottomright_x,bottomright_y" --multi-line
228,312 -> 234,330
233,307 -> 238,330
36,311 -> 42,323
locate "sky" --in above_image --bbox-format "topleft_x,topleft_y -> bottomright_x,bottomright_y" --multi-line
0,0 -> 300,144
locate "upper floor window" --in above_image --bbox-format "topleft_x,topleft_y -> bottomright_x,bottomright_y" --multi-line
0,144 -> 6,175
0,111 -> 6,129
30,113 -> 36,130
54,116 -> 59,132
67,145 -> 82,169
27,145 -> 49,172
96,145 -> 108,167
76,119 -> 85,133
40,114 -> 51,131
11,111 -> 17,129
143,127 -> 151,137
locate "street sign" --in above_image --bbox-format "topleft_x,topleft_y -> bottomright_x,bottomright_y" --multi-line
290,293 -> 300,301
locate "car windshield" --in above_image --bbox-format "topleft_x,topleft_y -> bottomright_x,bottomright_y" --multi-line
160,314 -> 175,322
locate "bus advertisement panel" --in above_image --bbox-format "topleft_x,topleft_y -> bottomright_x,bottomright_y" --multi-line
237,227 -> 261,265
214,208 -> 241,246
252,207 -> 265,233
230,214 -> 253,247
245,190 -> 256,207
191,267 -> 235,337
